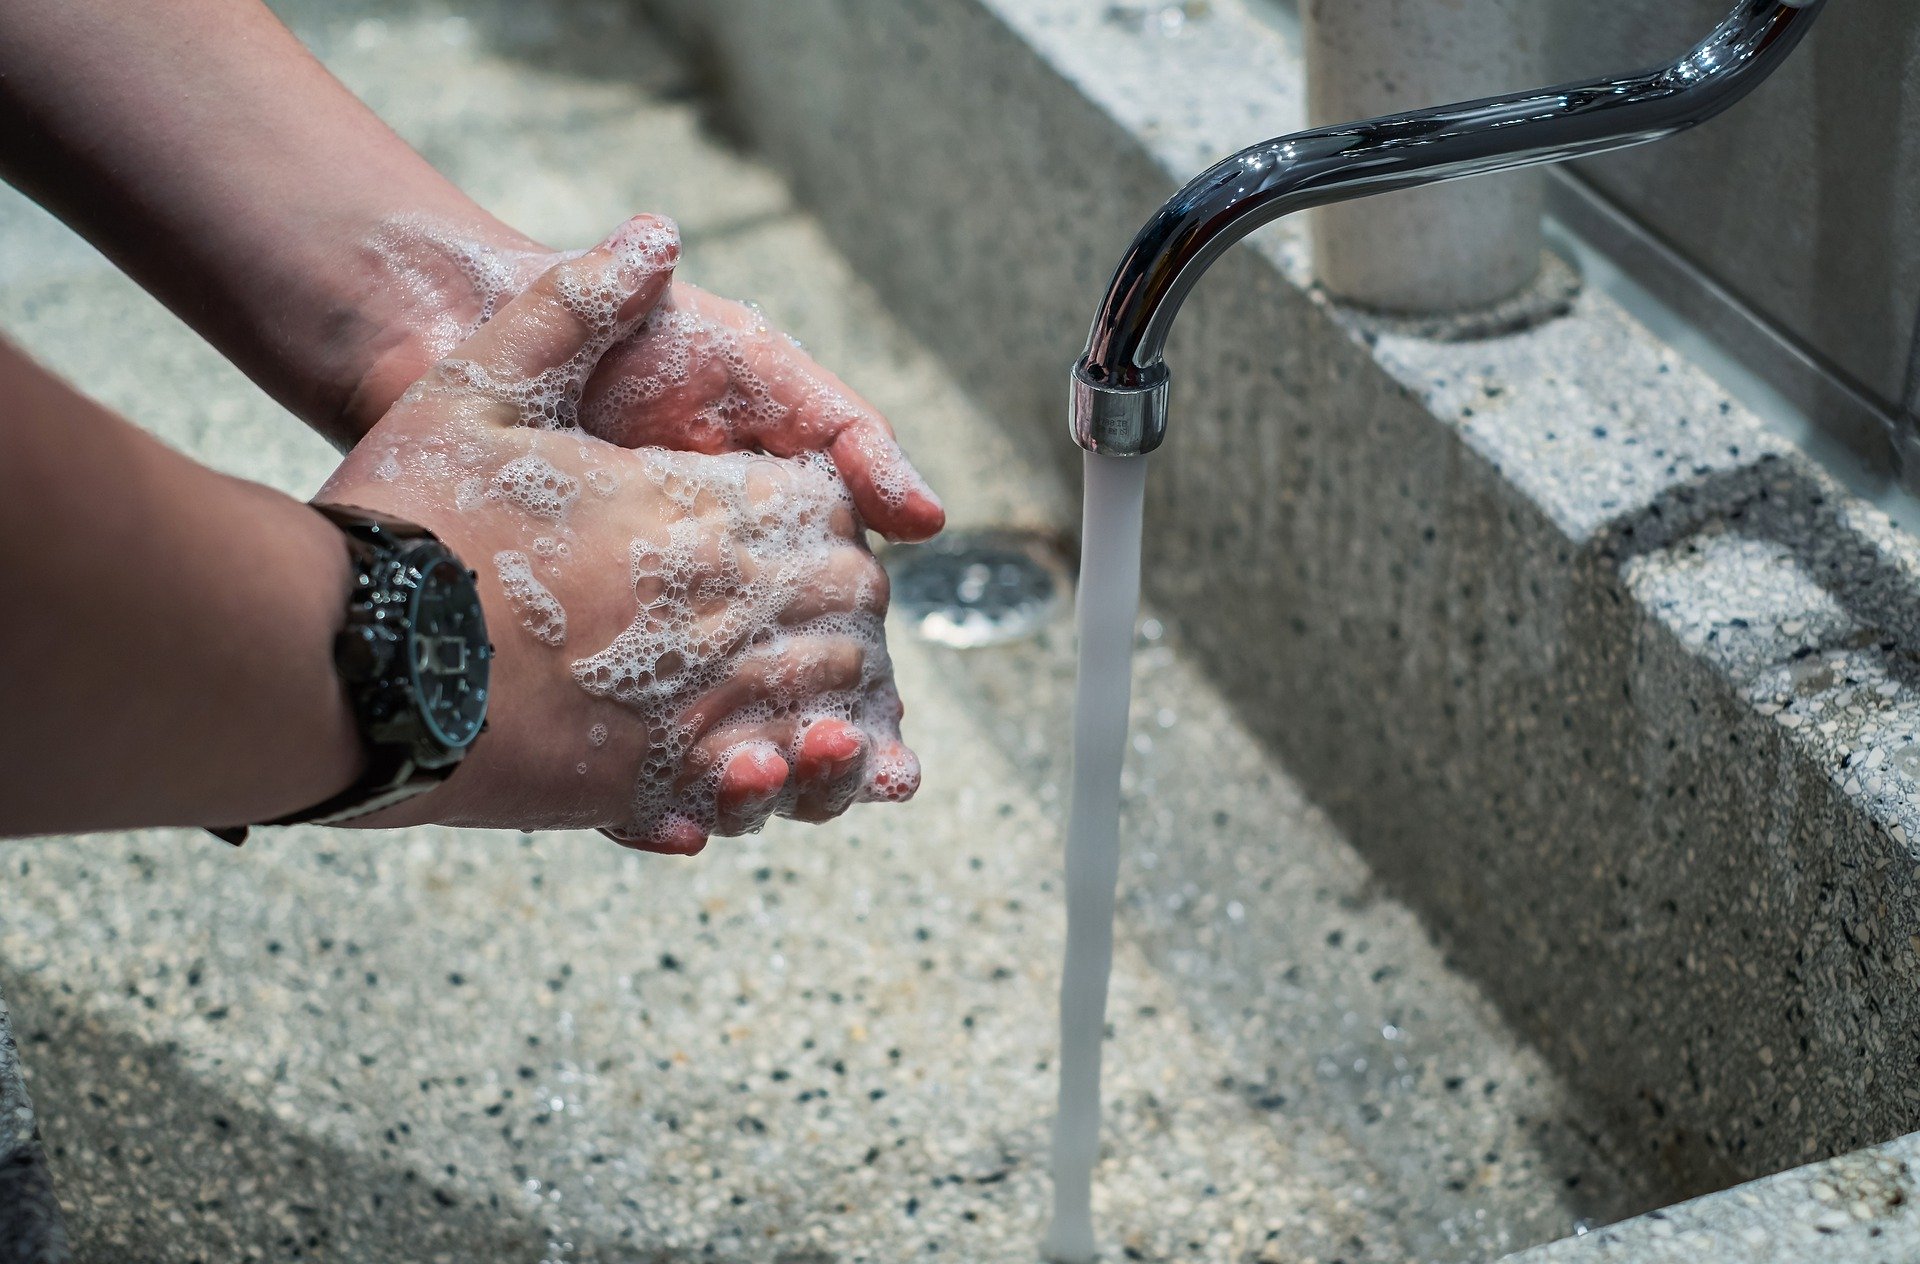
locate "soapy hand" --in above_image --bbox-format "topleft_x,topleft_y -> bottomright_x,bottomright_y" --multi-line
344,219 -> 944,543
323,217 -> 919,852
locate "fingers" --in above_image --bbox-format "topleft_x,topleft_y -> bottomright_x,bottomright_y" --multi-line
825,423 -> 945,542
773,544 -> 889,626
601,816 -> 709,856
742,345 -> 944,542
718,310 -> 942,540
671,635 -> 867,753
706,741 -> 788,836
786,720 -> 869,823
852,680 -> 918,805
580,283 -> 944,541
603,706 -> 909,850
605,712 -> 906,851
686,716 -> 872,833
448,215 -> 679,417
579,310 -> 735,450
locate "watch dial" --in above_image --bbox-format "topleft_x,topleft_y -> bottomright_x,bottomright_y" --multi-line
408,555 -> 492,749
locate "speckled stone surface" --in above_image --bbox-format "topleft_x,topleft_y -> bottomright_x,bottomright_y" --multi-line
0,2 -> 1661,1261
641,0 -> 1920,1229
0,994 -> 68,1263
1506,1131 -> 1920,1263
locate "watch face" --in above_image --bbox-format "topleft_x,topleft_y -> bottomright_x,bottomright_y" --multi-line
407,554 -> 492,749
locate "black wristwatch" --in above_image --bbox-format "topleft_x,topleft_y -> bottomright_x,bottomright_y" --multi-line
208,505 -> 493,845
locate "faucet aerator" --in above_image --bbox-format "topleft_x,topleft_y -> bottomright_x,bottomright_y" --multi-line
1070,360 -> 1170,458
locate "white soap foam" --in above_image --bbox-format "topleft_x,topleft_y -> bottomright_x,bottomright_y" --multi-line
363,215 -> 557,365
489,454 -> 580,521
402,216 -> 681,436
581,300 -> 787,450
494,550 -> 568,647
570,448 -> 909,840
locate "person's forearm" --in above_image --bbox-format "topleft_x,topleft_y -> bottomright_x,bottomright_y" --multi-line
0,0 -> 539,445
0,338 -> 364,835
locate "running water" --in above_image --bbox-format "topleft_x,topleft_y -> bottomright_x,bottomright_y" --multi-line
1044,451 -> 1150,1264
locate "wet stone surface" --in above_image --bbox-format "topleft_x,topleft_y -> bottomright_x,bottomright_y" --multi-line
640,0 -> 1920,1217
1510,1131 -> 1920,1263
0,1 -> 1651,1261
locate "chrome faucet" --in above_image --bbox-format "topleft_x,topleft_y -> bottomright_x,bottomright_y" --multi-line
1069,0 -> 1827,457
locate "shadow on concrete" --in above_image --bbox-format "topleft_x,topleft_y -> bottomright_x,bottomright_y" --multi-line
3,970 -> 815,1263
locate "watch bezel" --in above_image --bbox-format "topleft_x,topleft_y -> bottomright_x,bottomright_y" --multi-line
402,550 -> 492,753
344,535 -> 490,766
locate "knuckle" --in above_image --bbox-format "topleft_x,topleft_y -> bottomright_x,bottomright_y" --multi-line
825,638 -> 865,682
860,553 -> 891,611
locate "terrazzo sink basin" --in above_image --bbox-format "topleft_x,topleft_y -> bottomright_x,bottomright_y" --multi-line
5,2 -> 1920,1262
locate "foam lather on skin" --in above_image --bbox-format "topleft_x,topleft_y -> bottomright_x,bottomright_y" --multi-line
364,215 -> 572,365
428,216 -> 682,433
489,454 -> 579,521
343,214 -> 917,840
579,290 -> 937,517
572,448 -> 912,841
493,550 -> 568,647
582,302 -> 787,449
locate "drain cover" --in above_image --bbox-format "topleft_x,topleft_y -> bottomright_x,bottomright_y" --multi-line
884,529 -> 1072,648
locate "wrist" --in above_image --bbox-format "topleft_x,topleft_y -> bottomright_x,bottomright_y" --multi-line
248,499 -> 498,835
194,486 -> 369,831
325,216 -> 551,447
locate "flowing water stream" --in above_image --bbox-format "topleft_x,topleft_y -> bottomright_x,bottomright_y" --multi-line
1044,451 -> 1151,1263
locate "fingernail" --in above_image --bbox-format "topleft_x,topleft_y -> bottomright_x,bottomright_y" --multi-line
828,732 -> 868,781
862,748 -> 920,803
813,723 -> 865,764
600,216 -> 682,272
734,744 -> 788,805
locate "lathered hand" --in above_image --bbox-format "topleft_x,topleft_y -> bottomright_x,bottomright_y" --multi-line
344,219 -> 944,544
325,218 -> 919,852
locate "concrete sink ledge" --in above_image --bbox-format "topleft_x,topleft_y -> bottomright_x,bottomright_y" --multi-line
0,3 -> 1669,1260
4,0 -> 1919,1259
636,0 -> 1920,1257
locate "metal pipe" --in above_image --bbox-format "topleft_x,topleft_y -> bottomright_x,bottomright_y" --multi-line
1070,0 -> 1826,456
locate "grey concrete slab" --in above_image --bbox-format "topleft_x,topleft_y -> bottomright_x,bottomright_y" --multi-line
0,992 -> 68,1264
638,0 -> 1920,1225
277,0 -> 795,250
1504,1129 -> 1920,1263
1549,0 -> 1920,429
0,5 -> 1639,1260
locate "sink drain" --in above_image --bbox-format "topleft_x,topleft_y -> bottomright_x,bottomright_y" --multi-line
884,529 -> 1072,648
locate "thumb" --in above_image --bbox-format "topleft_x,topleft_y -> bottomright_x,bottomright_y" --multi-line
446,215 -> 679,423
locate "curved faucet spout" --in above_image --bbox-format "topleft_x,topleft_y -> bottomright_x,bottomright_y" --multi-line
1071,0 -> 1825,456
